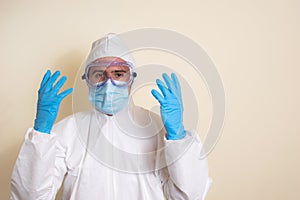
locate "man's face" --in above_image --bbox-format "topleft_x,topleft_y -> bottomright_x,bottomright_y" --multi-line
87,57 -> 133,94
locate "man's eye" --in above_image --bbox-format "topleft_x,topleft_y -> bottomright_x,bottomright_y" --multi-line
115,73 -> 125,77
94,73 -> 104,79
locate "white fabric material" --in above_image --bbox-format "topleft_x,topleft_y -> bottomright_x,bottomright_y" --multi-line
86,33 -> 135,66
11,105 -> 211,200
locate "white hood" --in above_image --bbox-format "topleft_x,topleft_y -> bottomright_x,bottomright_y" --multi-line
86,33 -> 135,67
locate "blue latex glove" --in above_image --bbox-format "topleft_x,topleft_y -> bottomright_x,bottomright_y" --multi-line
151,73 -> 186,140
34,70 -> 73,134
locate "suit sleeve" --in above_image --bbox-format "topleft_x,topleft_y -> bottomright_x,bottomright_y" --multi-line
160,131 -> 212,200
10,128 -> 67,200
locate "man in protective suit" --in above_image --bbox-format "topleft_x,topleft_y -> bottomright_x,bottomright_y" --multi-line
10,33 -> 211,200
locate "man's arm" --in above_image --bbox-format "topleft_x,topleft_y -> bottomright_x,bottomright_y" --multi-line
10,129 -> 67,200
152,73 -> 212,199
10,70 -> 73,200
162,131 -> 212,200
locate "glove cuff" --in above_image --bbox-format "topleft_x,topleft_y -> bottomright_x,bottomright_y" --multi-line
34,118 -> 51,134
166,125 -> 186,140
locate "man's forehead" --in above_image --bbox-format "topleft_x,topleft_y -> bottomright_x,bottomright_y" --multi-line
89,65 -> 130,71
94,56 -> 126,63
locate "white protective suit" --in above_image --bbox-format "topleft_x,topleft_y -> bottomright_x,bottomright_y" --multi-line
10,33 -> 212,200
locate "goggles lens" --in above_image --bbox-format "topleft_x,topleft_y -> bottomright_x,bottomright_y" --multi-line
84,61 -> 136,87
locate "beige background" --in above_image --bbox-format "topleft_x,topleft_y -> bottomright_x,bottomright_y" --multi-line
1,0 -> 299,199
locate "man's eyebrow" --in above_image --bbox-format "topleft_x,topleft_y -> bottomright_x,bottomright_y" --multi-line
113,70 -> 127,73
91,69 -> 105,74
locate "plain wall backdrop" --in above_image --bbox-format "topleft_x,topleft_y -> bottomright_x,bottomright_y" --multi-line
1,0 -> 299,199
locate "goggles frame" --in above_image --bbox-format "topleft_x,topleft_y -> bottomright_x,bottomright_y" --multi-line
82,60 -> 137,89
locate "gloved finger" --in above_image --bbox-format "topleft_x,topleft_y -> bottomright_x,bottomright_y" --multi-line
45,71 -> 61,91
156,79 -> 169,97
53,76 -> 67,93
151,89 -> 164,105
171,73 -> 181,95
39,70 -> 51,91
162,73 -> 176,92
58,88 -> 73,100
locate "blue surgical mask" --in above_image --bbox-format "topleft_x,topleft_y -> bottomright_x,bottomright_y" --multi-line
88,80 -> 129,115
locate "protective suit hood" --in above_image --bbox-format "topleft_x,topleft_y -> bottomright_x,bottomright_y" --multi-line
86,33 -> 136,67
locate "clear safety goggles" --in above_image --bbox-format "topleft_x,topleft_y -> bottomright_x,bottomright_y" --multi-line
82,61 -> 137,88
